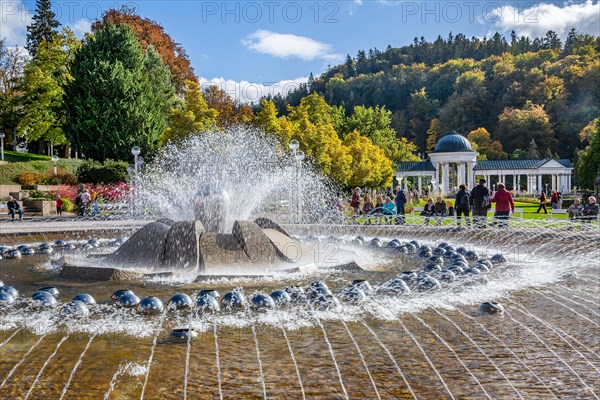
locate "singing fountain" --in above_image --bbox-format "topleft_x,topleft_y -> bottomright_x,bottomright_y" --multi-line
0,127 -> 599,399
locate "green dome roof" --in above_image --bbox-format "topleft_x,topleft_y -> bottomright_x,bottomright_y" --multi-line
432,131 -> 474,153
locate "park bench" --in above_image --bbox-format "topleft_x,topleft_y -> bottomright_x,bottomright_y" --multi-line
0,202 -> 39,219
548,208 -> 568,219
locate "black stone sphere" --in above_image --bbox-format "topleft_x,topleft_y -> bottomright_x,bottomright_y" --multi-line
455,247 -> 467,255
443,250 -> 457,259
450,254 -> 467,263
395,246 -> 408,254
38,286 -> 60,298
479,301 -> 504,313
54,240 -> 66,247
270,290 -> 292,306
112,289 -> 135,300
61,301 -> 90,317
72,293 -> 96,305
39,243 -> 52,250
424,263 -> 442,272
63,243 -> 77,250
445,245 -> 456,252
284,286 -> 306,303
20,247 -> 35,256
312,295 -> 342,311
196,295 -> 220,313
352,280 -> 373,293
447,265 -> 464,275
436,269 -> 456,282
378,278 -> 411,295
418,250 -> 433,258
415,277 -> 441,292
476,259 -> 493,269
369,238 -> 382,247
387,241 -> 400,249
171,328 -> 198,340
250,293 -> 275,310
474,264 -> 490,273
0,246 -> 10,256
463,267 -> 482,276
168,293 -> 193,310
427,256 -> 444,265
491,254 -> 507,264
398,271 -> 419,284
198,289 -> 220,299
32,290 -> 57,307
338,287 -> 367,303
307,281 -> 333,299
404,243 -> 417,252
87,238 -> 100,247
138,297 -> 164,314
432,247 -> 446,256
0,285 -> 19,298
221,291 -> 246,311
0,291 -> 15,306
118,292 -> 141,308
464,251 -> 479,261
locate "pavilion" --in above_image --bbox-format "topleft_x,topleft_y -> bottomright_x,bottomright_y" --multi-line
395,131 -> 573,195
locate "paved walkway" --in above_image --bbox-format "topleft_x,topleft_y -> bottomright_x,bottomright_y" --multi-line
0,218 -> 148,236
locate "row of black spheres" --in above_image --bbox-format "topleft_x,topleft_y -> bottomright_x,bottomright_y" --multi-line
307,235 -> 507,314
0,238 -> 124,260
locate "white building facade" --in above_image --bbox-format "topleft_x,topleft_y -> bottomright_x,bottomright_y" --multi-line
395,132 -> 574,195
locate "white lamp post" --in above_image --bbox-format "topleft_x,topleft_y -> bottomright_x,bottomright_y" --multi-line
0,132 -> 5,161
288,140 -> 300,222
295,150 -> 305,223
51,155 -> 59,175
131,146 -> 141,174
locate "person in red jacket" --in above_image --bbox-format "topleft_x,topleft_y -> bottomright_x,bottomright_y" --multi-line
56,195 -> 63,216
491,182 -> 515,227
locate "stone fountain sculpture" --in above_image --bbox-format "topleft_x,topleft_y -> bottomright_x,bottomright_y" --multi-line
59,189 -> 351,281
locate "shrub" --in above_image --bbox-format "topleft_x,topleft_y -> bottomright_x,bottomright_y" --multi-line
61,198 -> 75,212
42,170 -> 79,185
77,159 -> 128,184
17,172 -> 44,185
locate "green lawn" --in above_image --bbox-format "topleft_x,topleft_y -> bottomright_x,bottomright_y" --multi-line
1,150 -> 51,162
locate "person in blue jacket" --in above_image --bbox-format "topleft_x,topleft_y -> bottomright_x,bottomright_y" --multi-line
382,196 -> 396,223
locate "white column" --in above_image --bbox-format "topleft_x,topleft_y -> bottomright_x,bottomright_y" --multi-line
434,162 -> 440,194
442,162 -> 450,195
537,175 -> 542,194
567,173 -> 572,192
526,175 -> 531,193
404,176 -> 409,191
513,174 -> 517,191
418,176 -> 422,194
467,162 -> 474,188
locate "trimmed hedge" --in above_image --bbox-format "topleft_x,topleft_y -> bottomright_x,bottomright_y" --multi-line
76,159 -> 128,184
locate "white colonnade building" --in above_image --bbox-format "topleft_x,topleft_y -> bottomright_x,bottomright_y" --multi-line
395,131 -> 574,196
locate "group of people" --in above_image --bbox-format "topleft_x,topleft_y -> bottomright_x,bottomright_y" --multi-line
536,191 -> 564,213
74,189 -> 98,216
567,196 -> 599,221
351,186 -> 409,224
350,178 -> 517,228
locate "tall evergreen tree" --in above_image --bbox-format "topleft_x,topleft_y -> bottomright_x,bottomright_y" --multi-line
64,23 -> 175,161
26,0 -> 60,58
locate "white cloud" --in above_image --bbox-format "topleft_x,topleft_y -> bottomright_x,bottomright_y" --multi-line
485,0 -> 600,39
71,18 -> 91,38
0,0 -> 32,47
198,76 -> 309,104
242,29 -> 342,62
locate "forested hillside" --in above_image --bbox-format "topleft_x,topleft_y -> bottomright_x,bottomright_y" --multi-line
271,30 -> 600,160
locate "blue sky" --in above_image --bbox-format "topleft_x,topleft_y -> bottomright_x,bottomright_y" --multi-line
2,1 -> 599,101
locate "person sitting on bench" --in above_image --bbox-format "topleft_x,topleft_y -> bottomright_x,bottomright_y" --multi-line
6,196 -> 23,221
567,198 -> 584,220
